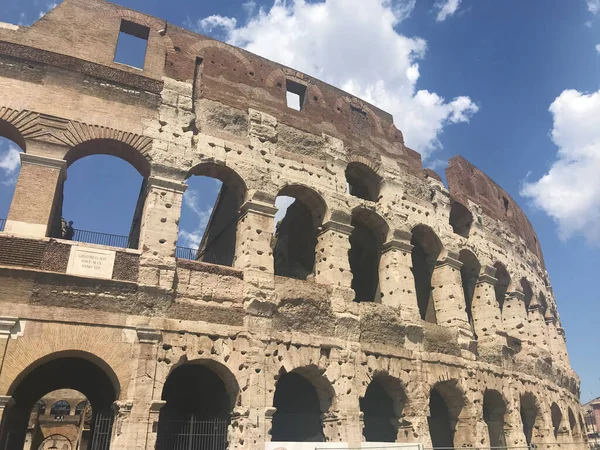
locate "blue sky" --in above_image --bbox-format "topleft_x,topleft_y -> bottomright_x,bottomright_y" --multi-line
1,0 -> 600,401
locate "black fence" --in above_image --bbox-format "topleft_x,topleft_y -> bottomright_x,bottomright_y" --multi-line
175,247 -> 233,266
71,229 -> 133,249
89,408 -> 113,450
176,246 -> 198,260
156,416 -> 228,450
0,218 -> 5,232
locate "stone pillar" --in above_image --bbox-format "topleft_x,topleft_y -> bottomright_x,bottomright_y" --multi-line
111,328 -> 161,450
504,397 -> 528,447
431,253 -> 476,357
502,288 -> 528,343
556,326 -> 571,365
235,193 -> 278,312
5,153 -> 66,238
146,400 -> 165,450
138,176 -> 187,257
471,266 -> 507,353
527,302 -> 549,353
379,230 -> 420,322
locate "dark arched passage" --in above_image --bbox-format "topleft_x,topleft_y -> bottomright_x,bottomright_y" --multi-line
411,225 -> 442,323
345,162 -> 381,202
520,393 -> 539,446
493,262 -> 511,311
449,201 -> 472,238
551,402 -> 563,439
271,371 -> 325,442
0,355 -> 118,450
157,364 -> 234,450
483,390 -> 507,447
459,250 -> 481,334
428,381 -> 463,448
360,376 -> 405,442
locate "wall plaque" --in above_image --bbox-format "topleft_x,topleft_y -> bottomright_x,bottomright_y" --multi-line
66,246 -> 116,279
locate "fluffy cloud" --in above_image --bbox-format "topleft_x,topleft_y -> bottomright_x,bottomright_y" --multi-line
434,0 -> 462,22
596,44 -> 600,53
588,0 -> 600,15
0,144 -> 21,185
521,89 -> 600,241
179,188 -> 216,248
193,0 -> 477,159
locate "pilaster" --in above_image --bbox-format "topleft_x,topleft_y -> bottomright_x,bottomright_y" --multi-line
502,289 -> 528,343
471,266 -> 507,352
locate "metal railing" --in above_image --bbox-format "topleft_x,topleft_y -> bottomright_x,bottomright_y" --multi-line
175,247 -> 233,266
0,218 -> 5,232
71,228 -> 133,249
156,416 -> 228,450
176,246 -> 198,260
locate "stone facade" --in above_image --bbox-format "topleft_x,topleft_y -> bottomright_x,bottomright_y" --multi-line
0,0 -> 587,448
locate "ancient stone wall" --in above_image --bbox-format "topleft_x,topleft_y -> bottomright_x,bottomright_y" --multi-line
0,1 -> 587,449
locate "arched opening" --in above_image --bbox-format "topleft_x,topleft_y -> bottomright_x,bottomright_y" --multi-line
273,185 -> 325,280
538,293 -> 548,318
483,390 -> 507,447
345,162 -> 381,202
157,363 -> 236,450
493,262 -> 511,311
411,225 -> 442,323
568,407 -> 577,436
520,278 -> 534,311
449,201 -> 473,238
360,375 -> 405,443
348,209 -> 387,302
177,163 -> 246,266
271,371 -> 325,442
458,250 -> 481,334
58,140 -> 151,249
428,381 -> 463,448
520,393 -> 539,446
0,121 -> 25,231
551,402 -> 563,439
0,355 -> 118,450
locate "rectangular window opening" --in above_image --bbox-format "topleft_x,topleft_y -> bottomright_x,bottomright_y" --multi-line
114,20 -> 150,70
286,79 -> 306,111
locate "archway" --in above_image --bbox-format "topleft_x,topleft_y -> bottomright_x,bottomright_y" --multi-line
458,250 -> 481,335
360,375 -> 405,442
551,402 -> 563,439
0,354 -> 118,450
58,140 -> 151,249
520,393 -> 539,446
349,209 -> 387,302
0,121 -> 25,230
483,390 -> 507,447
449,201 -> 472,238
428,381 -> 463,448
156,363 -> 236,450
493,262 -> 511,311
520,278 -> 534,311
345,162 -> 381,202
271,371 -> 326,442
568,407 -> 578,437
177,163 -> 246,266
411,225 -> 442,323
273,185 -> 325,280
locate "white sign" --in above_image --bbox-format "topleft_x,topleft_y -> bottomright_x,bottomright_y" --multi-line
67,246 -> 116,280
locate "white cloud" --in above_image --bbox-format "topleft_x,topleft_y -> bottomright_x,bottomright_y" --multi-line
193,15 -> 237,39
243,1 -> 257,15
434,0 -> 461,22
521,89 -> 600,242
588,0 -> 600,15
0,144 -> 21,186
595,44 -> 600,53
38,1 -> 58,19
196,0 -> 477,159
179,188 -> 216,248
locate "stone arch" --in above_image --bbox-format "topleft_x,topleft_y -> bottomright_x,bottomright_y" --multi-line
345,160 -> 382,202
538,292 -> 549,317
411,224 -> 444,323
449,201 -> 473,238
349,207 -> 389,302
483,389 -> 507,447
38,434 -> 72,450
428,379 -> 465,448
0,107 -> 33,151
49,400 -> 71,416
458,249 -> 481,334
520,278 -> 534,311
551,402 -> 563,439
334,97 -> 385,134
190,40 -> 255,77
0,117 -> 26,151
493,262 -> 511,311
360,372 -> 407,442
520,392 -> 540,446
273,184 -> 327,280
186,161 -> 247,205
568,406 -> 577,435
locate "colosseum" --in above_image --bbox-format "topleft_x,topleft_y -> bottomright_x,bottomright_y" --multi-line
0,1 -> 588,449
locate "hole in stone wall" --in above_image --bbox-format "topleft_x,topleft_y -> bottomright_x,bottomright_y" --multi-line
551,402 -> 563,439
520,393 -> 539,446
411,225 -> 442,323
286,79 -> 306,111
493,262 -> 511,311
483,390 -> 507,448
345,162 -> 381,202
459,250 -> 481,336
271,372 -> 324,442
114,20 -> 149,70
449,201 -> 473,238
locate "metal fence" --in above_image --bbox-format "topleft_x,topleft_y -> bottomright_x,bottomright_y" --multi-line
0,218 -> 5,232
156,416 -> 228,450
175,247 -> 233,266
71,228 -> 132,249
89,408 -> 113,450
176,246 -> 198,260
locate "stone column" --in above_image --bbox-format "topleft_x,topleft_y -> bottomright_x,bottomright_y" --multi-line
527,302 -> 549,353
235,192 -> 278,312
431,253 -> 476,357
146,400 -> 166,450
5,153 -> 66,238
471,266 -> 507,353
502,288 -> 528,343
378,230 -> 420,322
504,397 -> 528,447
111,328 -> 162,450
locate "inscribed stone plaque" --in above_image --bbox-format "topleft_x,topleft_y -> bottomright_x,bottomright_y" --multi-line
67,246 -> 116,279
